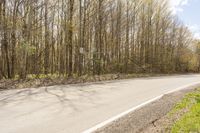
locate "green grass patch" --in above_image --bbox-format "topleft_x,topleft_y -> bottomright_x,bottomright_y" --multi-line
171,89 -> 200,133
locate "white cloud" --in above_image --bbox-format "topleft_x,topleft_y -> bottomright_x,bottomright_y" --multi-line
169,0 -> 189,14
188,25 -> 200,39
194,33 -> 200,39
169,0 -> 200,39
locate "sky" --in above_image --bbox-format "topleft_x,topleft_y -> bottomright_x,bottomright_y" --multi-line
170,0 -> 200,39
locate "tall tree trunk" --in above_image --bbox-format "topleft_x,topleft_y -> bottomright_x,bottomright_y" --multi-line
68,0 -> 74,77
2,0 -> 11,79
44,1 -> 50,75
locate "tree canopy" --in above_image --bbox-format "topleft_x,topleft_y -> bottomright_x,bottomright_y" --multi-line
0,0 -> 199,80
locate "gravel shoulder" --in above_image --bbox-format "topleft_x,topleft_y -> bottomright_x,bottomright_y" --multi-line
95,87 -> 198,133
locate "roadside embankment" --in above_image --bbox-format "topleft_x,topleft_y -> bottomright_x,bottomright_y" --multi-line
95,87 -> 199,133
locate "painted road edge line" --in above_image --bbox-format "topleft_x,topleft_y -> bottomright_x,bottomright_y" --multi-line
165,82 -> 200,95
82,81 -> 200,133
82,95 -> 163,133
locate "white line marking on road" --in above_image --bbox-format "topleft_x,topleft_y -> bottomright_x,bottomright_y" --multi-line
165,82 -> 200,95
83,81 -> 200,133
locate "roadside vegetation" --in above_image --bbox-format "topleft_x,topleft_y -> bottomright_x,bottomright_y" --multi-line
139,89 -> 200,133
0,73 -> 168,90
170,89 -> 200,133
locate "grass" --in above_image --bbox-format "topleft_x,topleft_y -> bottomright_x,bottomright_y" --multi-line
171,89 -> 200,133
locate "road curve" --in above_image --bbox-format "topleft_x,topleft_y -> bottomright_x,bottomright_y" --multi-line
0,75 -> 200,133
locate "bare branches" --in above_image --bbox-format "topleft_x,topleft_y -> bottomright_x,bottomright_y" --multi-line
0,0 -> 198,80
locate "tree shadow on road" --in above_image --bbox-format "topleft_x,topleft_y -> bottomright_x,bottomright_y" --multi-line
0,85 -> 100,114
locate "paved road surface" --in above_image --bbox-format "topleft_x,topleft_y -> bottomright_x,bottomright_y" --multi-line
0,75 -> 200,133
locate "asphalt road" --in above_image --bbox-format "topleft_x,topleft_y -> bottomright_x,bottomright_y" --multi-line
0,75 -> 200,133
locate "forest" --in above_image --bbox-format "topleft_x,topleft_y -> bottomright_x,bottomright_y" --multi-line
0,0 -> 200,80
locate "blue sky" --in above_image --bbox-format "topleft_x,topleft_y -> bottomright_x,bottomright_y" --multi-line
170,0 -> 200,39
